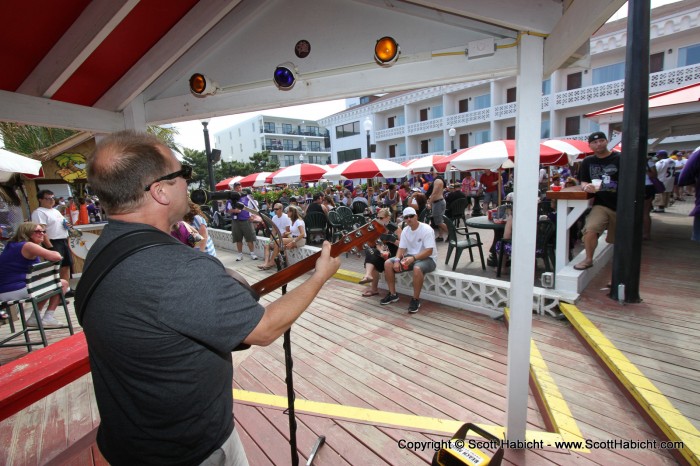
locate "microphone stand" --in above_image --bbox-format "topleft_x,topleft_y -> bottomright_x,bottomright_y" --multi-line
241,204 -> 325,466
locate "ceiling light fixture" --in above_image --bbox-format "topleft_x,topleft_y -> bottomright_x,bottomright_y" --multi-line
374,36 -> 400,66
273,62 -> 298,90
189,73 -> 219,96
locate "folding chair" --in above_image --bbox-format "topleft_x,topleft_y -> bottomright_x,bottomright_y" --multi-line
0,261 -> 74,352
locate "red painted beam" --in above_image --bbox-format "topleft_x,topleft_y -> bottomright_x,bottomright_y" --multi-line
0,333 -> 90,421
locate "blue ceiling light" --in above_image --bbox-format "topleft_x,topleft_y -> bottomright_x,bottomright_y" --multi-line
273,62 -> 298,90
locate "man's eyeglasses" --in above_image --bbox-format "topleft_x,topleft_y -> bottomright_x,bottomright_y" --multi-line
42,196 -> 54,201
274,208 -> 282,211
33,229 -> 46,234
144,165 -> 193,191
403,214 -> 416,219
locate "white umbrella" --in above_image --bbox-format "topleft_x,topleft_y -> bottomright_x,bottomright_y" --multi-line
239,172 -> 272,188
0,148 -> 42,183
266,163 -> 329,185
402,154 -> 446,173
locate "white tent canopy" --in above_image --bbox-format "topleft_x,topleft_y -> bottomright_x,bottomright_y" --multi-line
0,148 -> 42,183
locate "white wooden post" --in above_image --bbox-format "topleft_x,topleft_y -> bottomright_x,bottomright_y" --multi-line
506,33 -> 544,442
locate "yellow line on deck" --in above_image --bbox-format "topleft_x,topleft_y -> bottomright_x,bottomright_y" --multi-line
503,308 -> 587,452
333,269 -> 364,283
560,302 -> 700,466
233,389 -> 566,446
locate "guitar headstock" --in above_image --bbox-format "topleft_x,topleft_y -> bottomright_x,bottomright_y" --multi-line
330,220 -> 386,257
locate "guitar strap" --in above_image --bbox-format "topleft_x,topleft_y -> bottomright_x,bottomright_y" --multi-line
75,230 -> 180,325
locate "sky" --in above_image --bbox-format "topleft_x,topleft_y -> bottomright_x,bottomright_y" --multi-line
172,0 -> 682,152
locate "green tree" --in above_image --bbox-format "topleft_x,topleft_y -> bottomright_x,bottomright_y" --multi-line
147,125 -> 183,155
249,150 -> 279,173
181,148 -> 210,188
0,123 -> 77,155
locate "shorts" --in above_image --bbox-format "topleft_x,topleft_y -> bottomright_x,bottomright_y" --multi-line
582,205 -> 616,243
364,247 -> 388,272
231,220 -> 257,243
387,256 -> 436,275
0,287 -> 29,302
198,426 -> 248,466
483,191 -> 498,205
431,199 -> 446,225
290,236 -> 306,247
50,238 -> 73,268
644,184 -> 656,200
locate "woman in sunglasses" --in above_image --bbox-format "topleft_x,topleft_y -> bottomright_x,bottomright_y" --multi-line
0,222 -> 69,327
358,208 -> 402,297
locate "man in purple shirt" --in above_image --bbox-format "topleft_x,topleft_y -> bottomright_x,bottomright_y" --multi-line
228,182 -> 258,261
678,146 -> 700,241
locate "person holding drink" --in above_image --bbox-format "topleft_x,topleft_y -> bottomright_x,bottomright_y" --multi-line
574,131 -> 621,271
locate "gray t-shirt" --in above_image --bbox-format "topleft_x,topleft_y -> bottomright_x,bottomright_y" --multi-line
82,220 -> 264,465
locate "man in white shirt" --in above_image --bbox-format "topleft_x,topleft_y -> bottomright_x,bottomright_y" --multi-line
654,151 -> 676,213
380,206 -> 437,313
31,190 -> 73,294
258,203 -> 292,270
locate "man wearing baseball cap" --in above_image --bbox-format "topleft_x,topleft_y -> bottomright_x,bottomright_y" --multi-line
227,182 -> 258,261
574,131 -> 620,270
380,206 -> 437,313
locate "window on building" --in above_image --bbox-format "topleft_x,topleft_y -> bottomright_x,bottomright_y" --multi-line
264,122 -> 275,133
473,94 -> 491,110
506,126 -> 515,139
432,105 -> 443,118
284,154 -> 295,166
678,43 -> 700,66
542,79 -> 551,95
389,145 -> 396,158
335,121 -> 360,138
506,87 -> 517,103
269,154 -> 278,164
282,139 -> 293,150
434,138 -> 444,153
229,132 -> 232,140
541,120 -> 550,139
309,141 -> 321,151
388,116 -> 395,128
283,123 -> 293,134
567,72 -> 582,90
650,52 -> 664,73
338,148 -> 362,163
238,128 -> 241,137
592,62 -> 625,84
458,98 -> 469,113
252,122 -> 256,132
239,144 -> 243,152
253,140 -> 256,149
420,140 -> 429,153
397,115 -> 405,126
474,130 -> 490,145
565,116 -> 580,136
459,134 -> 469,148
419,109 -> 429,121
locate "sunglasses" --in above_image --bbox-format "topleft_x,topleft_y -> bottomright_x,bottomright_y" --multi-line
144,165 -> 193,191
274,208 -> 282,211
403,214 -> 416,219
33,229 -> 46,234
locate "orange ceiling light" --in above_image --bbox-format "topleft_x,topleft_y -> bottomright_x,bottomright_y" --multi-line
374,36 -> 400,66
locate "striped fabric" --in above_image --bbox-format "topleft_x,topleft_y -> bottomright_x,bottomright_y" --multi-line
191,215 -> 216,256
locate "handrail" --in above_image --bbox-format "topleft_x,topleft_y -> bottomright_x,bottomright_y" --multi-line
0,333 -> 90,421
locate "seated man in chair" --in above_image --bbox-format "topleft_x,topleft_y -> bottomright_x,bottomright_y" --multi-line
380,207 -> 437,314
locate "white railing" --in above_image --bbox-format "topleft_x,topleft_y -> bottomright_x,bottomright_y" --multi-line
493,102 -> 517,120
375,125 -> 406,141
407,118 -> 445,136
445,108 -> 491,127
649,63 -> 700,89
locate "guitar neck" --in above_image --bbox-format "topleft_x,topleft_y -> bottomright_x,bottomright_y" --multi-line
251,220 -> 385,297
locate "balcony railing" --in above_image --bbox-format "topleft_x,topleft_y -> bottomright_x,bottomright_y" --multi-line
407,118 -> 444,136
376,125 -> 406,141
445,108 -> 491,127
493,102 -> 517,120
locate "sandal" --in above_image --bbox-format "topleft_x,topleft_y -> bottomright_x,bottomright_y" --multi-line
358,277 -> 372,285
573,262 -> 593,271
362,290 -> 379,297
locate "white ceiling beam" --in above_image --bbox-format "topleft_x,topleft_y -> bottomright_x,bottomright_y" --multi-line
141,0 -> 272,103
0,90 -> 124,133
145,47 -> 518,124
400,0 -> 562,34
96,0 -> 244,112
543,0 -> 626,75
17,0 -> 139,98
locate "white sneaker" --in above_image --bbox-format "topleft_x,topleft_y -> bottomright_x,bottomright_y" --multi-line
25,315 -> 39,327
42,315 -> 62,328
236,254 -> 243,261
250,253 -> 258,260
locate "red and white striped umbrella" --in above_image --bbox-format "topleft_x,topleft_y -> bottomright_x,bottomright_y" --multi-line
265,163 -> 328,185
215,176 -> 242,191
324,158 -> 409,180
448,140 -> 565,171
401,154 -> 446,173
541,139 -> 593,164
239,172 -> 272,188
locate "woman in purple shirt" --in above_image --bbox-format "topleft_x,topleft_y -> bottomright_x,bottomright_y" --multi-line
0,222 -> 68,327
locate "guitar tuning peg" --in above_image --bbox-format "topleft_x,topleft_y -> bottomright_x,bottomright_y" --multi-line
343,236 -> 351,244
367,224 -> 375,231
354,231 -> 363,237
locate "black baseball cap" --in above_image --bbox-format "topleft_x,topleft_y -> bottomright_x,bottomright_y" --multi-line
588,131 -> 607,143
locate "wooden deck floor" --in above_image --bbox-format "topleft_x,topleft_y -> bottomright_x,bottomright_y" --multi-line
1,199 -> 697,465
